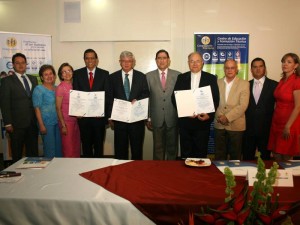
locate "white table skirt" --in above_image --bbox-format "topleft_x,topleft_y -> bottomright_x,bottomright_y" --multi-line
0,158 -> 154,225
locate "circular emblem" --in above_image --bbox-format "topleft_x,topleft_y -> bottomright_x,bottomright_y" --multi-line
201,36 -> 210,45
6,37 -> 17,48
203,53 -> 211,61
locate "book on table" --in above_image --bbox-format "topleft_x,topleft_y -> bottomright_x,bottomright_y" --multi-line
16,157 -> 53,169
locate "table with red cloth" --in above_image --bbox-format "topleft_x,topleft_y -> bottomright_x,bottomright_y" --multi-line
80,160 -> 300,225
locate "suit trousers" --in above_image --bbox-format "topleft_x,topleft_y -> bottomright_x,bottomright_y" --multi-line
9,123 -> 39,163
179,127 -> 210,158
78,118 -> 106,158
242,134 -> 271,160
114,121 -> 145,160
152,123 -> 178,160
214,129 -> 244,160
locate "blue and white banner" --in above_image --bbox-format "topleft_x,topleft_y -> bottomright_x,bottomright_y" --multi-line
0,31 -> 52,76
194,32 -> 249,79
0,31 -> 52,160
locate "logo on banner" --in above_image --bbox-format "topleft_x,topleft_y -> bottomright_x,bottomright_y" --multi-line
6,37 -> 17,48
203,53 -> 211,61
201,36 -> 210,45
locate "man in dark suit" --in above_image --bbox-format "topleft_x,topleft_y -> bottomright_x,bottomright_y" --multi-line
0,53 -> 39,162
172,52 -> 219,158
146,50 -> 180,160
243,58 -> 278,160
73,49 -> 110,158
108,51 -> 150,160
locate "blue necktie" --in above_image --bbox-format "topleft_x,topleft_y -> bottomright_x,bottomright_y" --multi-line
21,75 -> 31,96
124,74 -> 130,100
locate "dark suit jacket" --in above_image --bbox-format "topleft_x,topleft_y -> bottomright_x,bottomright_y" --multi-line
0,74 -> 38,128
73,67 -> 110,120
172,71 -> 219,129
108,69 -> 150,119
245,77 -> 278,136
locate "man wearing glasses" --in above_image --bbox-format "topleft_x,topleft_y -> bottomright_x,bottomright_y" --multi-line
172,52 -> 219,159
108,51 -> 149,160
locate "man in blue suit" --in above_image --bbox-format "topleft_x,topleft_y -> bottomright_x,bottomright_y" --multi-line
0,53 -> 38,162
108,51 -> 149,160
73,49 -> 110,158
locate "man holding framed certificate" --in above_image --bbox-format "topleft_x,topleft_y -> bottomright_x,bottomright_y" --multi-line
172,52 -> 219,158
108,51 -> 150,160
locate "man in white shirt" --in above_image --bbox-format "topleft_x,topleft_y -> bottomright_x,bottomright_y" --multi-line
214,59 -> 250,160
0,53 -> 39,163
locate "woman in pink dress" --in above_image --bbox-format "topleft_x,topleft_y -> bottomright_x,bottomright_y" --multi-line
56,63 -> 81,157
268,53 -> 300,160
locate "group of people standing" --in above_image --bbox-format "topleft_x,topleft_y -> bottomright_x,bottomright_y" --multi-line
0,49 -> 299,164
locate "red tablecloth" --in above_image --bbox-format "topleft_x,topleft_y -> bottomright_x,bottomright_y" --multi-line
80,161 -> 246,224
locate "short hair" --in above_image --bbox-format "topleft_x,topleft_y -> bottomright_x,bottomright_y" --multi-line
281,53 -> 300,77
119,51 -> 136,67
155,49 -> 169,59
39,64 -> 56,82
58,62 -> 74,81
188,52 -> 202,61
224,59 -> 238,67
84,49 -> 98,59
251,57 -> 266,68
12,53 -> 27,64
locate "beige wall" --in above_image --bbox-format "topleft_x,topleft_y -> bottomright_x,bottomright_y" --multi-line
0,0 -> 299,159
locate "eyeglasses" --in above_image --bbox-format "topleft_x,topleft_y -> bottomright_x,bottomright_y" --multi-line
61,70 -> 73,75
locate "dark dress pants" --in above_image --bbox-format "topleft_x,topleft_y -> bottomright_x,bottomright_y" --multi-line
10,122 -> 38,163
179,127 -> 210,158
78,117 -> 106,158
114,121 -> 145,160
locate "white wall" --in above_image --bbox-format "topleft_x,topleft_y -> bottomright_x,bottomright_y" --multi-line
0,0 -> 299,159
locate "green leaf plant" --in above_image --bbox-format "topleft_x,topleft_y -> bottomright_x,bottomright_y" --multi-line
180,153 -> 300,225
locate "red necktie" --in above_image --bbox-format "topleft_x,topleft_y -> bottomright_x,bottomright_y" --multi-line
89,72 -> 94,89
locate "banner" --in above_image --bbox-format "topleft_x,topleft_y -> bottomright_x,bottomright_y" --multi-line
0,31 -> 52,77
194,32 -> 249,155
194,32 -> 249,79
0,31 -> 52,160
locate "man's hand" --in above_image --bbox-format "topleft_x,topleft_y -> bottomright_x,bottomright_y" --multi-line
5,125 -> 13,133
197,113 -> 209,121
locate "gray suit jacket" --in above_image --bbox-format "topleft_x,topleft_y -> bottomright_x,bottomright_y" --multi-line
146,68 -> 180,127
214,77 -> 250,131
0,74 -> 38,128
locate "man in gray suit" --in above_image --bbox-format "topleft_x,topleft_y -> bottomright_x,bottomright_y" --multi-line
0,53 -> 39,163
146,50 -> 180,160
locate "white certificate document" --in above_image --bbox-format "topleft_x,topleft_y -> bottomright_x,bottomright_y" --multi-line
174,86 -> 215,118
111,98 -> 148,123
69,90 -> 105,117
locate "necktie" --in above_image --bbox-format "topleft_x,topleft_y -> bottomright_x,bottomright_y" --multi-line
89,72 -> 94,89
253,80 -> 261,104
124,74 -> 130,100
21,75 -> 31,96
161,71 -> 166,90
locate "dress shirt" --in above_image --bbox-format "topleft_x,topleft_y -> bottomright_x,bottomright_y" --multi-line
224,76 -> 236,102
253,76 -> 265,95
191,71 -> 201,90
86,68 -> 96,79
15,72 -> 32,90
158,68 -> 168,82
